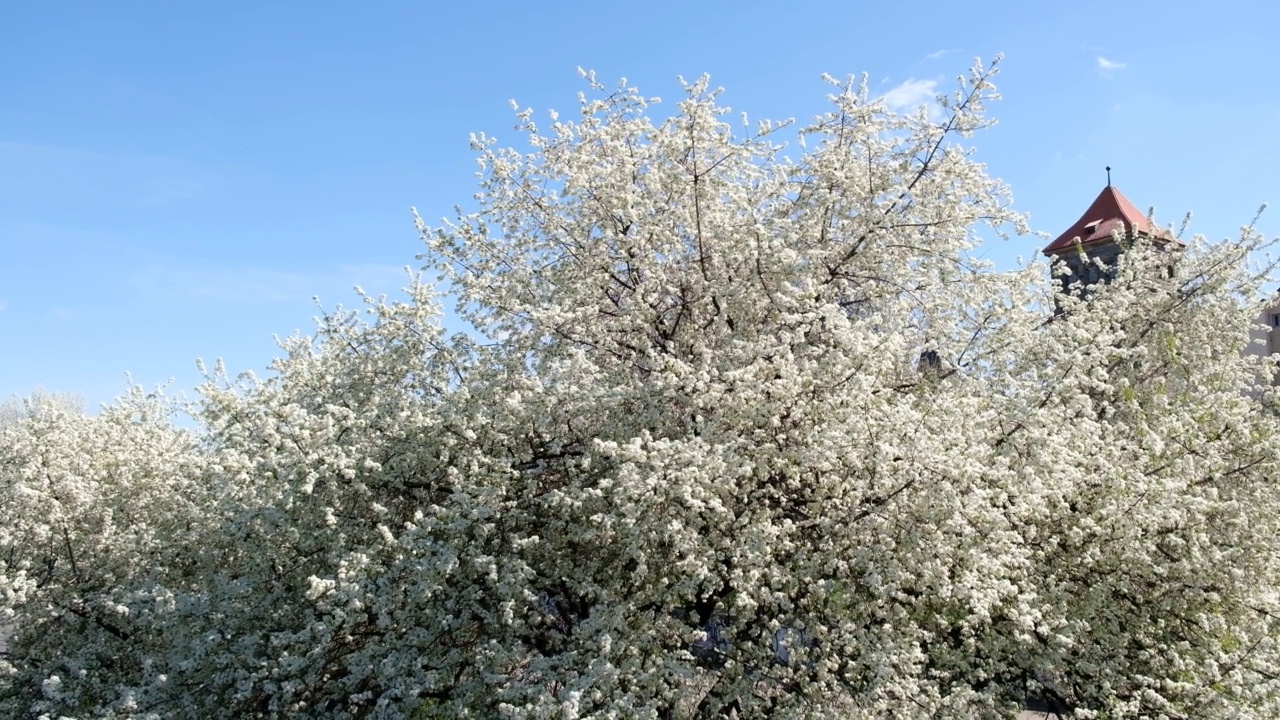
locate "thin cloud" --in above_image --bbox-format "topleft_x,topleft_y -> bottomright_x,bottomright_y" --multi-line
132,263 -> 417,305
134,177 -> 205,208
0,301 -> 6,313
0,140 -> 206,209
1096,56 -> 1126,75
924,49 -> 951,60
880,79 -> 938,113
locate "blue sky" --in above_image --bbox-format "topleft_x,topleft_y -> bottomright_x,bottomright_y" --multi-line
2,1 -> 1277,410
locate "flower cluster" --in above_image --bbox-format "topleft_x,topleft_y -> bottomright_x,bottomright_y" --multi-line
3,58 -> 1280,718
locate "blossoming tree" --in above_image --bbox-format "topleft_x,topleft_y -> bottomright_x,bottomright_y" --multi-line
3,58 -> 1280,719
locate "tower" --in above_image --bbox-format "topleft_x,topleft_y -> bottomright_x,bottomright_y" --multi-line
1042,174 -> 1181,294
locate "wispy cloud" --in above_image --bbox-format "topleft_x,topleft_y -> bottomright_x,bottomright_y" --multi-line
880,79 -> 938,113
0,300 -> 7,313
0,141 -> 207,210
1096,56 -> 1126,75
924,49 -> 951,60
133,177 -> 205,208
131,263 -> 418,306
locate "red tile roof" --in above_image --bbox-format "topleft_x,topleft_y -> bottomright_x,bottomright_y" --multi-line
1042,185 -> 1177,255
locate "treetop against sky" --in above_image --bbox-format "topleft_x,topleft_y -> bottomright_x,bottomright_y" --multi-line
4,48 -> 1280,715
1,1 -> 1276,408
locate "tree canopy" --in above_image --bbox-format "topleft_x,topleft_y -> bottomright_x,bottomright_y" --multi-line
3,58 -> 1280,719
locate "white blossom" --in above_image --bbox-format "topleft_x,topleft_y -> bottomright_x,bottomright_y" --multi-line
3,58 -> 1279,718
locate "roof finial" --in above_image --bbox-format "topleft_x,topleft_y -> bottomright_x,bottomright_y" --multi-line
1106,165 -> 1112,187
